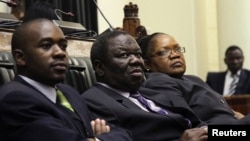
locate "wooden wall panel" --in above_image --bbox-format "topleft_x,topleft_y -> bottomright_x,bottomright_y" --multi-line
0,31 -> 93,57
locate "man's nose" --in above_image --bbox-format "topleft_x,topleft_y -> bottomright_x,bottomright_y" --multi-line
130,54 -> 143,64
53,45 -> 67,57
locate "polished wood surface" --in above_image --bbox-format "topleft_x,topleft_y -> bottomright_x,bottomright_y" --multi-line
224,95 -> 250,115
122,2 -> 147,39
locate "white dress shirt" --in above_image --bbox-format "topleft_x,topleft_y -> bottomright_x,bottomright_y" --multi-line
223,70 -> 240,96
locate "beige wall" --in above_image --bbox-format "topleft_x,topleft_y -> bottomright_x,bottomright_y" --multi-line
1,1 -> 249,80
217,0 -> 250,71
98,0 -> 250,80
99,0 -> 218,80
98,0 -> 128,33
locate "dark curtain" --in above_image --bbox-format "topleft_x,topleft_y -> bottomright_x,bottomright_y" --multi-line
24,0 -> 98,33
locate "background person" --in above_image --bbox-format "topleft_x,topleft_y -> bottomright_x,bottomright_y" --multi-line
206,45 -> 250,96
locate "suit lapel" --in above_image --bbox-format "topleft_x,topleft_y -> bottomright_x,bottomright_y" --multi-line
14,76 -> 55,104
139,87 -> 174,107
56,84 -> 94,136
235,69 -> 248,94
95,84 -> 145,110
140,87 -> 201,126
14,77 -> 93,137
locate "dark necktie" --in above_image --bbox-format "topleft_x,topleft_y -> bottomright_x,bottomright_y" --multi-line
130,93 -> 167,115
56,89 -> 74,112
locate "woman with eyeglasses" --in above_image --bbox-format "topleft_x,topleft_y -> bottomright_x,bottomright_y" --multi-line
137,32 -> 186,79
138,32 -> 250,125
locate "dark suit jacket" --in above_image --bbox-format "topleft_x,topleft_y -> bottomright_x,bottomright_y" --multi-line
206,69 -> 250,94
82,83 -> 205,141
143,72 -> 250,125
0,76 -> 132,141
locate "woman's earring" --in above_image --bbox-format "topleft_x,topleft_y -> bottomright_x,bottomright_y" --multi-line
146,68 -> 151,72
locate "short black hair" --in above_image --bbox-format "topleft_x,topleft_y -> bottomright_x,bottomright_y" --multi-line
90,30 -> 130,65
136,32 -> 165,60
225,45 -> 243,56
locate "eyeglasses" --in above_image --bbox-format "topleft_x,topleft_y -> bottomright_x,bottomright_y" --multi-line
149,47 -> 185,58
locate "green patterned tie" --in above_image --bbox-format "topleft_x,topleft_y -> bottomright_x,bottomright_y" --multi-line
56,89 -> 74,112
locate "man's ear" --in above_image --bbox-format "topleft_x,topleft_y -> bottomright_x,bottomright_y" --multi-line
224,58 -> 227,65
93,60 -> 105,77
13,49 -> 26,66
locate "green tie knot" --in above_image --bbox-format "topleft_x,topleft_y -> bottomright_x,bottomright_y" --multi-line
56,89 -> 74,112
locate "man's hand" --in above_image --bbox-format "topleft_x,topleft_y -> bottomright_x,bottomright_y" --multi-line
232,110 -> 245,119
179,127 -> 208,141
91,118 -> 110,136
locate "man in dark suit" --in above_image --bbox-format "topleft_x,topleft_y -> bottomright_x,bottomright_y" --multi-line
0,19 -> 132,141
82,30 -> 208,141
137,32 -> 250,124
206,45 -> 250,95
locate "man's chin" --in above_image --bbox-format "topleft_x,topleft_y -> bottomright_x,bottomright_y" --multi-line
132,79 -> 144,88
52,75 -> 66,83
131,75 -> 144,82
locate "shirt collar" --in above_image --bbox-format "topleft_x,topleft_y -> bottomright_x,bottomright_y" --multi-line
19,75 -> 57,103
227,69 -> 241,77
97,82 -> 130,98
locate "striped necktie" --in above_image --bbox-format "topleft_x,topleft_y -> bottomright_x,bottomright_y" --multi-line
56,89 -> 74,112
228,74 -> 238,95
130,93 -> 167,115
130,92 -> 192,127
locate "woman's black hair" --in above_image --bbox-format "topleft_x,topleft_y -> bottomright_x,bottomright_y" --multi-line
136,32 -> 165,60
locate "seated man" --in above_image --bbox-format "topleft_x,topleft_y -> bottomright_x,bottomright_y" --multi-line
137,32 -> 250,124
206,45 -> 250,96
0,19 -> 132,141
82,29 -> 208,141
